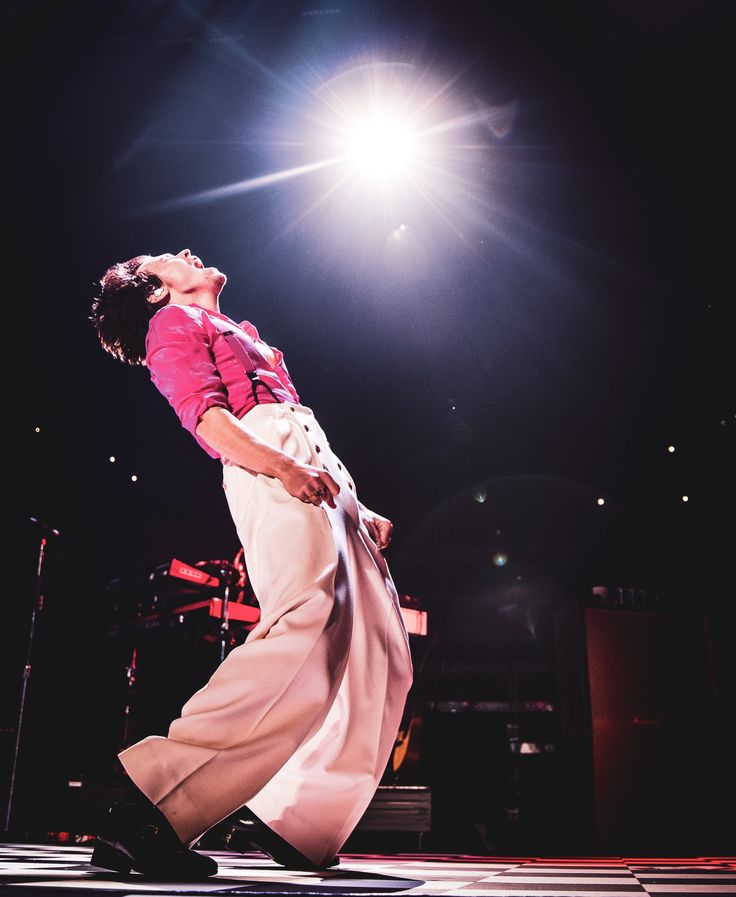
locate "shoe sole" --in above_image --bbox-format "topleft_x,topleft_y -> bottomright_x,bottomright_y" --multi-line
91,838 -> 218,880
91,840 -> 133,874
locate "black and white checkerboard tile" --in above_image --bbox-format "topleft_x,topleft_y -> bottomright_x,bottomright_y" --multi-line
0,843 -> 734,895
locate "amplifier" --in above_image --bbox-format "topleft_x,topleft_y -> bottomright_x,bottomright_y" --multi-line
355,785 -> 432,833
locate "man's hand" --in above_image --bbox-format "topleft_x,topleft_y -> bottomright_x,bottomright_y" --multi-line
360,507 -> 394,549
196,408 -> 340,507
278,458 -> 341,508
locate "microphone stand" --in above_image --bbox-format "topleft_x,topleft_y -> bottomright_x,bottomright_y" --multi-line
4,519 -> 59,833
219,564 -> 232,664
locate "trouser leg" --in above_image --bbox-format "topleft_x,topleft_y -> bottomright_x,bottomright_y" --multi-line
119,458 -> 353,851
119,403 -> 413,864
247,523 -> 413,866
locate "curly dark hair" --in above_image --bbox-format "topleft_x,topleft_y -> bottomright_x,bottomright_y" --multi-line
89,255 -> 169,365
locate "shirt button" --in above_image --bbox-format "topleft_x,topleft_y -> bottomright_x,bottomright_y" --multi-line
304,425 -> 310,431
289,406 -> 295,411
337,462 -> 342,470
348,482 -> 353,490
315,445 -> 321,453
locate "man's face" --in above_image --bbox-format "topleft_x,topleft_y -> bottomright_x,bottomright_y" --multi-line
137,248 -> 226,298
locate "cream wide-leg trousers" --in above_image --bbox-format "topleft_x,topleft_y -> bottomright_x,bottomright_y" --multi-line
118,401 -> 414,866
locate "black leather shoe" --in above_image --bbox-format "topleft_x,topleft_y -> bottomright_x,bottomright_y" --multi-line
91,789 -> 217,880
224,808 -> 339,871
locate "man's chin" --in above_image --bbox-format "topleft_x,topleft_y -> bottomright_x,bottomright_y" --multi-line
207,268 -> 227,285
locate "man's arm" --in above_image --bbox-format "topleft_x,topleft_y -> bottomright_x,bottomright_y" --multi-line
196,406 -> 339,507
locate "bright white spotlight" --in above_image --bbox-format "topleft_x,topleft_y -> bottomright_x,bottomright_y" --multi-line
238,59 -> 517,265
143,58 -> 516,269
346,111 -> 416,179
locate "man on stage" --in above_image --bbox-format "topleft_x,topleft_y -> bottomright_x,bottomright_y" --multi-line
89,247 -> 413,878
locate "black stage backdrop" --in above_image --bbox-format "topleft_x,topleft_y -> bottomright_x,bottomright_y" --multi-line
8,0 -> 733,852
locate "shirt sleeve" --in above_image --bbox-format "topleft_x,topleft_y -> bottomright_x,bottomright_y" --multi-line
145,305 -> 230,453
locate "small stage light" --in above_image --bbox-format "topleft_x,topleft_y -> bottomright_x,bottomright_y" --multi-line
681,495 -> 689,502
109,456 -> 116,463
493,552 -> 508,567
131,475 -> 138,483
667,445 -> 675,453
596,497 -> 605,506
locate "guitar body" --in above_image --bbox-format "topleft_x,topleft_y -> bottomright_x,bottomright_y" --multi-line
388,633 -> 436,782
392,713 -> 424,777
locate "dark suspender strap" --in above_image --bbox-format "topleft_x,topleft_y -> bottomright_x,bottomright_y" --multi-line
246,370 -> 281,404
221,330 -> 286,405
221,330 -> 261,373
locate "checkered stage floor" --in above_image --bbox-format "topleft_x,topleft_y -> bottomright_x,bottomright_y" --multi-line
1,844 -> 735,896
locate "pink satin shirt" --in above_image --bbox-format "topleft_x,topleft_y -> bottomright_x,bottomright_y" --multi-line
145,303 -> 301,460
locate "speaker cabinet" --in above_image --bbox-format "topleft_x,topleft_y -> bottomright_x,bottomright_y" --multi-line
554,606 -> 722,852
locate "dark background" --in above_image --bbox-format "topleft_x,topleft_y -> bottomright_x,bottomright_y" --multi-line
8,0 -> 733,853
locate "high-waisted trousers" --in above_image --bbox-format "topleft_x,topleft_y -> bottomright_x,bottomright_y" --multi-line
118,401 -> 414,866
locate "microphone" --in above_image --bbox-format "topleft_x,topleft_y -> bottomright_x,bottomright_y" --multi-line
29,517 -> 60,537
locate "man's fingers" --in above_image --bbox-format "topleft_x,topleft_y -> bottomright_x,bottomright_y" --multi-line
315,472 -> 339,507
306,487 -> 332,507
293,469 -> 340,507
375,520 -> 393,548
321,472 -> 340,497
365,518 -> 392,549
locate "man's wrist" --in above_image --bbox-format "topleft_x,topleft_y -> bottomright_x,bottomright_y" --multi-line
270,452 -> 298,480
